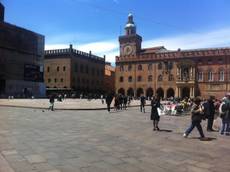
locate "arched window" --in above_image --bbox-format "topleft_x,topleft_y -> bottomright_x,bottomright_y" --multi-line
47,67 -> 50,72
60,78 -> 64,82
119,76 -> 124,82
57,66 -> 60,72
158,75 -> 163,81
128,76 -> 132,82
128,64 -> 132,71
138,64 -> 142,71
168,62 -> 173,70
168,74 -> 174,81
137,76 -> 142,82
219,69 -> 224,81
148,75 -> 152,82
148,64 -> 152,71
54,78 -> 57,83
63,66 -> 66,71
208,70 -> 213,81
48,78 -> 51,83
198,71 -> 203,81
158,62 -> 162,70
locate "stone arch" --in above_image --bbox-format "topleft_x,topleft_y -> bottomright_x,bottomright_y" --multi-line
156,88 -> 164,99
166,88 -> 175,98
118,88 -> 125,95
136,88 -> 144,97
127,88 -> 134,97
182,87 -> 190,98
146,88 -> 154,98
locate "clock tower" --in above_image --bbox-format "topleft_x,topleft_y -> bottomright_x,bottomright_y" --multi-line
119,13 -> 142,56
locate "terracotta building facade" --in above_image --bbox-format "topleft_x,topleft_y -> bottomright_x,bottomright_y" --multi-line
44,45 -> 105,96
104,62 -> 115,94
0,3 -> 45,97
115,14 -> 230,99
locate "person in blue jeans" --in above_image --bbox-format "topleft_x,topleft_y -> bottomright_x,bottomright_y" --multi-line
219,95 -> 230,135
183,97 -> 205,139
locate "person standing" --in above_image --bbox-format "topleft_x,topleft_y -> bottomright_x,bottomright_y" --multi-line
49,94 -> 55,111
219,94 -> 230,135
183,97 -> 206,139
106,94 -> 113,112
203,96 -> 216,131
140,94 -> 146,113
151,96 -> 161,131
123,96 -> 128,110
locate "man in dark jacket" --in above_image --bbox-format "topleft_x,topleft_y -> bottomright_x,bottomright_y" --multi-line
140,95 -> 146,113
183,97 -> 205,139
106,94 -> 113,112
203,96 -> 215,131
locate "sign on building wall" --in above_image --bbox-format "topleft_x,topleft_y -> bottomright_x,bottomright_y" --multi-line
24,64 -> 43,82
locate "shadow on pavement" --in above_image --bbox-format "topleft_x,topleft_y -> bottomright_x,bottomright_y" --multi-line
158,129 -> 173,132
189,137 -> 217,141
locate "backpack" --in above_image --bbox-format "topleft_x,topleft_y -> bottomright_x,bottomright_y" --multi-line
219,102 -> 229,118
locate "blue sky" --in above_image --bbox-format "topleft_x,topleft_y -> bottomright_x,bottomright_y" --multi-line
2,0 -> 230,63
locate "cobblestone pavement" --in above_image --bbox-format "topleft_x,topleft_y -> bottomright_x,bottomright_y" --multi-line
0,99 -> 146,110
0,106 -> 230,172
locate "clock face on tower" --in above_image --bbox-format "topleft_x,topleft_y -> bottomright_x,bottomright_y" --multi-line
124,45 -> 133,55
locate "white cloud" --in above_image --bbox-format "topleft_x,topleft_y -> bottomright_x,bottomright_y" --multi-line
45,27 -> 230,63
45,40 -> 119,63
143,28 -> 230,50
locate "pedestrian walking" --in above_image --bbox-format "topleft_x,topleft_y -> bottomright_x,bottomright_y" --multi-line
123,96 -> 128,110
106,94 -> 113,112
151,96 -> 161,131
219,94 -> 230,135
49,94 -> 55,111
203,96 -> 216,131
183,97 -> 206,139
140,94 -> 146,113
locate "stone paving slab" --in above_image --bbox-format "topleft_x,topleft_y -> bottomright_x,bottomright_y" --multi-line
0,106 -> 230,172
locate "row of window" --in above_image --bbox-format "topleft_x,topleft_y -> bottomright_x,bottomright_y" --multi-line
73,78 -> 103,85
198,58 -> 223,65
48,78 -> 64,83
119,62 -> 173,72
119,74 -> 174,82
46,65 -> 104,77
197,71 -> 225,81
47,66 -> 66,72
74,63 -> 104,76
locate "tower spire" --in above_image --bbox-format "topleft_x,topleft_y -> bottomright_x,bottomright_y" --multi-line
125,13 -> 136,35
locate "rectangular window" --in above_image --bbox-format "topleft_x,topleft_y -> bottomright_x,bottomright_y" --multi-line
208,72 -> 213,81
198,72 -> 203,81
219,71 -> 224,81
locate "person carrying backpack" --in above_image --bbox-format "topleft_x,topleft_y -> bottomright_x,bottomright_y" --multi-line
219,94 -> 230,135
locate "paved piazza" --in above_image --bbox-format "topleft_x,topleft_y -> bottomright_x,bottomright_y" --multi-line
0,106 -> 230,172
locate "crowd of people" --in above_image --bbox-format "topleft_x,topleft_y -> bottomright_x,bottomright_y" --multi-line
105,93 -> 230,139
48,92 -> 230,139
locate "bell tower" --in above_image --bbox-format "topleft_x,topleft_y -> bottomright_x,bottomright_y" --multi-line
0,2 -> 4,22
119,13 -> 142,56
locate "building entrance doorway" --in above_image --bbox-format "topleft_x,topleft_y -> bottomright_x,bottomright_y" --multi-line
136,88 -> 144,97
167,88 -> 175,98
182,87 -> 190,98
156,88 -> 164,99
146,88 -> 153,98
